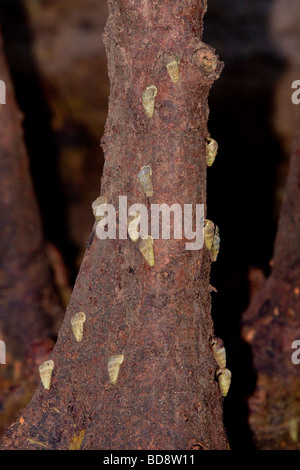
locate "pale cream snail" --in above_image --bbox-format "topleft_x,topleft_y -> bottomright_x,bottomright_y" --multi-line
138,166 -> 153,197
39,360 -> 55,390
139,235 -> 155,267
211,337 -> 226,370
166,55 -> 180,84
142,85 -> 157,118
206,138 -> 218,167
108,355 -> 124,385
217,368 -> 232,398
71,312 -> 86,343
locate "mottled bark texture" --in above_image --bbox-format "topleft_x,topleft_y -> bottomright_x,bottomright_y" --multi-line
0,1 -> 227,449
0,36 -> 62,431
242,128 -> 300,449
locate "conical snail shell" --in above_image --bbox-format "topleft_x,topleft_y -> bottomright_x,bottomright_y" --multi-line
210,226 -> 220,262
92,196 -> 107,222
108,354 -> 124,385
206,138 -> 218,167
138,166 -> 153,197
166,55 -> 180,84
288,417 -> 299,443
39,359 -> 54,390
127,211 -> 140,242
139,235 -> 155,267
71,312 -> 86,342
211,338 -> 226,369
204,219 -> 215,251
193,48 -> 218,76
218,368 -> 231,397
69,430 -> 85,450
142,85 -> 157,118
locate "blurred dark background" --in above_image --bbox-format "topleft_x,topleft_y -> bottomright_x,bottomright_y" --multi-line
0,0 -> 299,449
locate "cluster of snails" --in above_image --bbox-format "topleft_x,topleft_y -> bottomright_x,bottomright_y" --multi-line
90,166 -> 155,268
38,53 -> 222,395
204,134 -> 220,260
211,338 -> 231,397
205,125 -> 226,396
39,311 -> 125,389
142,55 -> 180,118
107,165 -> 156,267
134,166 -> 155,266
199,60 -> 226,395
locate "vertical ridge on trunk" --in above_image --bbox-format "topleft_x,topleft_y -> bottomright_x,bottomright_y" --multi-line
0,0 -> 227,450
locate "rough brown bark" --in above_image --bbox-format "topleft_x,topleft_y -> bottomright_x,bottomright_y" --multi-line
0,35 -> 63,432
242,127 -> 300,449
0,1 -> 227,449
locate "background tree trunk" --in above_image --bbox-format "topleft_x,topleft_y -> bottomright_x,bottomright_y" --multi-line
0,0 -> 228,450
242,126 -> 300,449
0,35 -> 63,433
